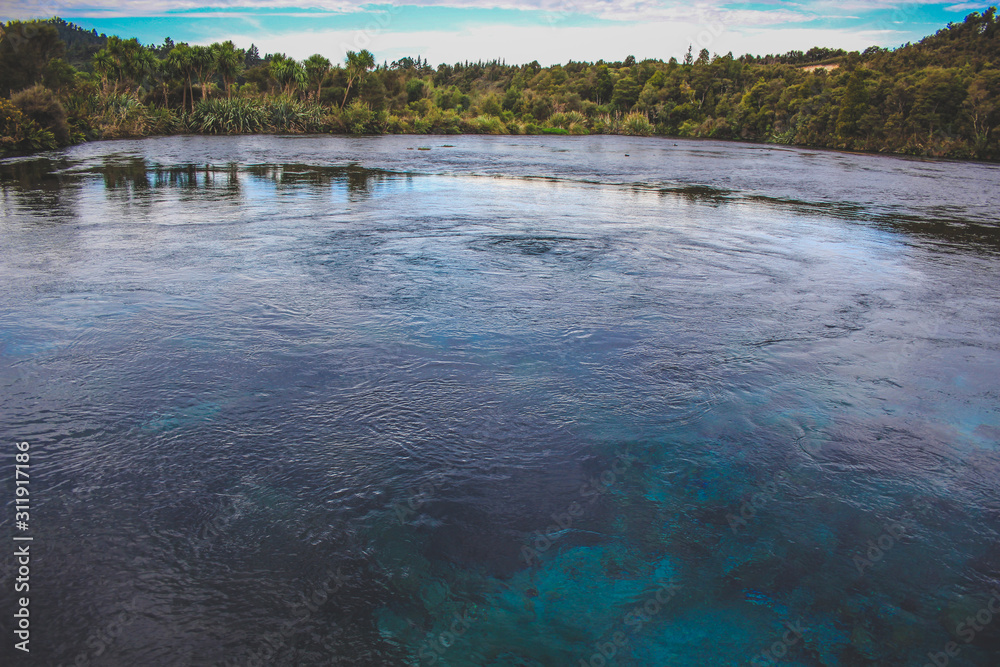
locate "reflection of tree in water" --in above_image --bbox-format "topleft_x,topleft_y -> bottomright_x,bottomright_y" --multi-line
101,157 -> 150,191
0,156 -> 79,218
244,163 -> 395,197
2,159 -> 399,215
656,183 -> 1000,253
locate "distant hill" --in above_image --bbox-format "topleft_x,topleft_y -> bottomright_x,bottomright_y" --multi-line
46,18 -> 107,71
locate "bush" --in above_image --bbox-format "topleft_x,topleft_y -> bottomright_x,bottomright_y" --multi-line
385,113 -> 414,134
548,111 -> 586,130
0,97 -> 58,155
621,112 -> 653,136
11,84 -> 70,145
191,98 -> 266,134
341,99 -> 376,134
87,93 -> 151,138
413,107 -> 462,134
267,96 -> 325,133
463,114 -> 507,134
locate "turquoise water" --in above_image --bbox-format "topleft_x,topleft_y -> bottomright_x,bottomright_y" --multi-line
1,136 -> 998,666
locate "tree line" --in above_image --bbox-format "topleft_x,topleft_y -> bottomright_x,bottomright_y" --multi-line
1,9 -> 998,160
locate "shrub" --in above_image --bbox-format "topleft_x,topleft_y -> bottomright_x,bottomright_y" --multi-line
266,96 -> 325,133
11,84 -> 70,145
191,98 -> 266,134
342,99 -> 375,134
464,114 -> 507,135
385,113 -> 414,134
548,110 -> 586,130
413,107 -> 462,134
0,97 -> 58,155
89,93 -> 151,138
621,112 -> 653,136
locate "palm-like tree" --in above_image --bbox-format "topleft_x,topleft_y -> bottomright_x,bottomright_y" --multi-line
93,49 -> 115,94
303,54 -> 331,100
125,47 -> 156,96
191,45 -> 217,100
341,49 -> 375,109
214,41 -> 243,99
151,56 -> 173,107
269,55 -> 306,97
167,43 -> 196,112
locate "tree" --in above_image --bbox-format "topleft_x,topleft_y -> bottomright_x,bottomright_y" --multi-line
124,45 -> 156,95
0,20 -> 65,94
214,41 -> 243,99
611,76 -> 642,111
167,43 -> 196,111
92,36 -> 155,96
191,45 -> 217,100
341,49 -> 375,108
303,53 -> 331,99
836,69 -> 868,143
592,64 -> 613,103
965,69 -> 1000,153
92,48 -> 115,93
150,56 -> 172,107
245,44 -> 261,67
269,54 -> 305,96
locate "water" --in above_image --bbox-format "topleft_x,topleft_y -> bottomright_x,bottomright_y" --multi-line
1,135 -> 999,666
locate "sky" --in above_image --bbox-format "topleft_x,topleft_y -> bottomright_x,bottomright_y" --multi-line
1,1 -> 995,66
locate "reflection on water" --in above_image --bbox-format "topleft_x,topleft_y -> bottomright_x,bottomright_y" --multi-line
1,135 -> 999,666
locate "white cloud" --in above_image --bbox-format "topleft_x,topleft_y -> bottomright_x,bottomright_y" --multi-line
944,2 -> 990,10
0,0 -> 949,20
216,20 -> 903,64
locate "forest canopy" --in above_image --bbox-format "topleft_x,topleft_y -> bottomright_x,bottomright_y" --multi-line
1,9 -> 999,160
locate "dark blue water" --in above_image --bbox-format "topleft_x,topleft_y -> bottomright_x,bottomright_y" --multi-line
1,135 -> 999,666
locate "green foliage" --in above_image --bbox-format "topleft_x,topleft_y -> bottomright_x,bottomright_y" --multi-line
0,20 -> 65,94
4,11 -> 1000,160
191,97 -> 266,134
341,99 -> 379,134
0,97 -> 58,154
611,76 -> 642,111
88,92 -> 152,138
621,112 -> 654,136
464,114 -> 507,134
266,96 -> 325,133
11,84 -> 70,144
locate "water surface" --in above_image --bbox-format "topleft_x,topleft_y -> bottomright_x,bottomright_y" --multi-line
1,135 -> 999,666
